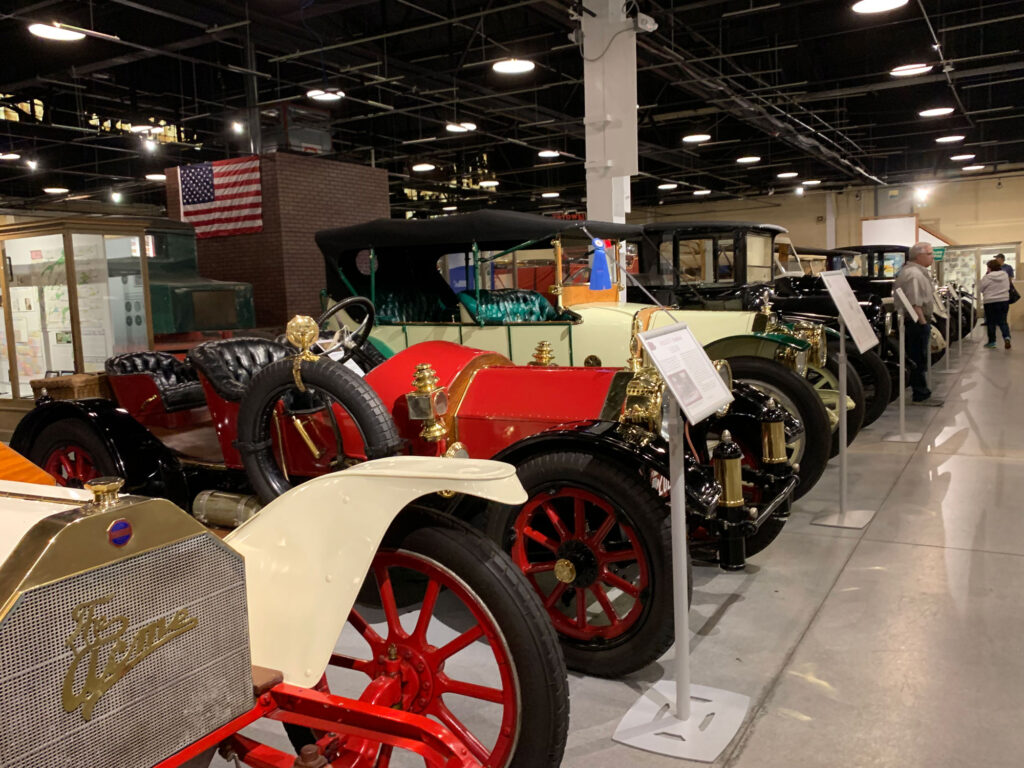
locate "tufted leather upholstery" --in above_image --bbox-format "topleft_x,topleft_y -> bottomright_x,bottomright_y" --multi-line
457,289 -> 561,324
376,288 -> 456,324
187,338 -> 292,402
105,351 -> 205,412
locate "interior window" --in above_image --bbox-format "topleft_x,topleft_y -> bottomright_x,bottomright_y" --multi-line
714,238 -> 734,282
746,234 -> 773,283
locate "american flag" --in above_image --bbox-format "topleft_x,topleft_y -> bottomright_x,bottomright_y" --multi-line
178,155 -> 262,238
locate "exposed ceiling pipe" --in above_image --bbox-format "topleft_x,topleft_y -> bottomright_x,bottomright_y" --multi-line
914,0 -> 972,127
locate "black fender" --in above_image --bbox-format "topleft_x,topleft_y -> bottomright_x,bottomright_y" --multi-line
695,381 -> 802,462
484,420 -> 721,517
10,399 -> 190,507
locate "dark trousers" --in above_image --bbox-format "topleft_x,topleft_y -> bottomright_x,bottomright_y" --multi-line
984,301 -> 1011,343
906,320 -> 931,400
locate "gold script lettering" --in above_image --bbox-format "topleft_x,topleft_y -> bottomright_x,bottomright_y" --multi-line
61,595 -> 198,721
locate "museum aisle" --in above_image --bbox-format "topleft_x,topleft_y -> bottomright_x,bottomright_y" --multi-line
556,333 -> 1024,768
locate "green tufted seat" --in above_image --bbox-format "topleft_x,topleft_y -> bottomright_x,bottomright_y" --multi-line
376,289 -> 457,323
457,289 -> 562,324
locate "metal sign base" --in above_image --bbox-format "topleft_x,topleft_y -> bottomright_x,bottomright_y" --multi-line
613,681 -> 750,762
812,507 -> 878,529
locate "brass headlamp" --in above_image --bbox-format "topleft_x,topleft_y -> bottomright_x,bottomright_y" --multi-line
712,430 -> 744,509
405,363 -> 449,442
760,397 -> 789,466
787,320 -> 827,368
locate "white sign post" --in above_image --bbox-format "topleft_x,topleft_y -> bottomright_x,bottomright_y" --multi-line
613,321 -> 748,762
883,288 -> 924,443
811,271 -> 879,530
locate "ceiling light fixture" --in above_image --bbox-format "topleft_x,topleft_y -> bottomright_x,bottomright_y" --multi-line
442,205 -> 458,211
541,191 -> 560,198
143,139 -> 157,152
231,121 -> 245,134
737,155 -> 761,164
0,153 -> 20,161
26,159 -> 38,170
538,149 -> 560,158
950,153 -> 976,161
890,63 -> 933,77
802,179 -> 822,186
28,22 -> 85,41
962,164 -> 985,171
777,171 -> 798,178
479,179 -> 500,188
145,173 -> 166,181
110,191 -> 123,203
851,0 -> 908,13
411,162 -> 436,172
306,87 -> 344,102
43,186 -> 69,194
657,182 -> 678,190
914,187 -> 930,201
918,107 -> 954,117
445,121 -> 477,133
682,133 -> 711,143
935,135 -> 965,143
492,58 -> 535,74
795,187 -> 805,196
693,189 -> 712,196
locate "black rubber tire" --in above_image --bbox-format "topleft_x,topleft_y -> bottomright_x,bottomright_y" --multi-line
484,450 -> 682,678
728,356 -> 831,500
375,508 -> 568,768
743,516 -> 786,559
27,419 -> 118,487
810,355 -> 865,457
237,358 -> 403,504
835,344 -> 891,427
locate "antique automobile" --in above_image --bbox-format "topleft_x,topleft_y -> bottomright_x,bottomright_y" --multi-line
630,221 -> 876,442
316,210 -> 831,494
13,301 -> 799,678
0,444 -> 569,768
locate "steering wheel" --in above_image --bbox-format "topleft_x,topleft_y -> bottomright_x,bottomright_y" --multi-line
308,296 -> 376,365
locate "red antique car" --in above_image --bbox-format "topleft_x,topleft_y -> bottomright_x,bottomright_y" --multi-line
13,298 -> 798,678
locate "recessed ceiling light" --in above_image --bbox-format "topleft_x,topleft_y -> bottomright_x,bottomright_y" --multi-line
657,182 -> 678,190
479,179 -> 500,188
26,159 -> 38,170
890,63 -> 933,77
961,164 -> 985,172
777,171 -> 798,178
28,23 -> 85,41
538,149 -> 560,158
442,205 -> 458,211
541,191 -> 560,198
737,156 -> 761,164
682,133 -> 711,143
110,191 -> 123,203
0,153 -> 20,161
143,139 -> 157,152
412,162 -> 436,172
306,88 -> 344,102
693,189 -> 712,196
852,0 -> 908,13
492,58 -> 535,74
145,173 -> 166,181
950,154 -> 976,162
802,179 -> 822,186
935,135 -> 965,143
43,186 -> 69,194
918,107 -> 954,117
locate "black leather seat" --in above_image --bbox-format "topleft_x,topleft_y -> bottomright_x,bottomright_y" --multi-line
187,338 -> 292,402
105,351 -> 206,412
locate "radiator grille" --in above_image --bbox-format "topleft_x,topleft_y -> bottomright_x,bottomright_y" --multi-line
0,533 -> 252,768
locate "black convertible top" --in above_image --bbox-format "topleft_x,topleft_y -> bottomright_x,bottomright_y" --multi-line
794,246 -> 861,257
316,210 -> 643,254
643,220 -> 788,237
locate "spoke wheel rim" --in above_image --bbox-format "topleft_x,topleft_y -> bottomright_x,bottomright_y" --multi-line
43,444 -> 98,488
734,378 -> 807,466
339,550 -> 519,768
511,486 -> 650,643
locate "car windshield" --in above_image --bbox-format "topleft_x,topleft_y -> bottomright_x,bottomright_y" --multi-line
838,252 -> 870,275
746,233 -> 772,283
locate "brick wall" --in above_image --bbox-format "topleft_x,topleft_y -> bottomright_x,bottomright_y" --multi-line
168,153 -> 389,326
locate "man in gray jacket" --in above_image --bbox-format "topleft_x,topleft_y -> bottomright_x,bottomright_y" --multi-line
894,243 -> 936,402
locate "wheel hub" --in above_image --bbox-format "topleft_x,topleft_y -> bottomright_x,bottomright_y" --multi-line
555,540 -> 599,588
382,643 -> 436,713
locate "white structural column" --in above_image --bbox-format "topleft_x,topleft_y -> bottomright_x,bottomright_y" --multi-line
825,192 -> 837,249
582,1 -> 638,224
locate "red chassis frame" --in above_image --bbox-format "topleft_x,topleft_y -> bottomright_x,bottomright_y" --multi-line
155,679 -> 481,768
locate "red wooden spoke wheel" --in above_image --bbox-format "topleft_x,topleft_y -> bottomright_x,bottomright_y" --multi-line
43,444 -> 101,488
327,512 -> 568,768
511,487 -> 649,643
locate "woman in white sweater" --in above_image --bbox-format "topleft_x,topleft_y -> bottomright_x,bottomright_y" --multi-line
980,259 -> 1012,349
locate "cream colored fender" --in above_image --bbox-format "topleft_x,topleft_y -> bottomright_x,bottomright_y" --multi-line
224,456 -> 527,688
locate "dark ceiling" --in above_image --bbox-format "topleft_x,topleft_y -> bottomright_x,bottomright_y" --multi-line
1,0 -> 1021,216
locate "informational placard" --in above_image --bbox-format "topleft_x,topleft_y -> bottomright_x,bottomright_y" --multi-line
820,270 -> 880,354
894,286 -> 916,317
638,322 -> 733,424
932,246 -> 946,262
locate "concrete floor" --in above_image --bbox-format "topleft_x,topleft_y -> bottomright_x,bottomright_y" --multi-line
215,332 -> 1024,767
